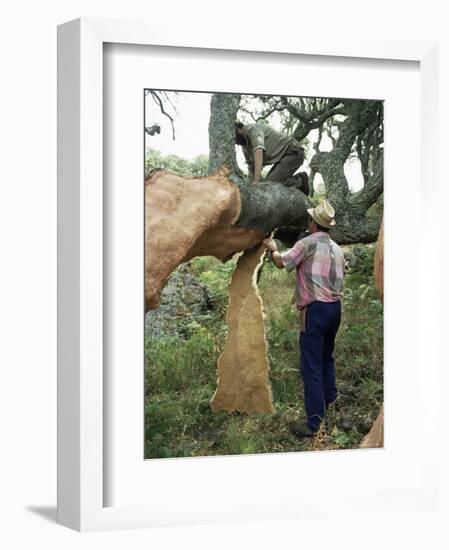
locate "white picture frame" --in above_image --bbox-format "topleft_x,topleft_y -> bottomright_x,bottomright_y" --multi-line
57,17 -> 440,531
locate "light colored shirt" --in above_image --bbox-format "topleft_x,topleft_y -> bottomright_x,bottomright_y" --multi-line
281,232 -> 344,309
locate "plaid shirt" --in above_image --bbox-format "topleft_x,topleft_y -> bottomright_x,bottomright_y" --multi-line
281,232 -> 344,309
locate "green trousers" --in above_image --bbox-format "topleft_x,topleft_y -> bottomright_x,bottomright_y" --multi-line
266,141 -> 305,183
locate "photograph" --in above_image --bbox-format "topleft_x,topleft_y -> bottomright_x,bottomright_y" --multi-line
144,89 -> 384,459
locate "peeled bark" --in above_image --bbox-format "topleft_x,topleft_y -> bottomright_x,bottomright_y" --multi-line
145,169 -> 262,310
210,245 -> 274,413
360,404 -> 384,449
144,167 -> 312,311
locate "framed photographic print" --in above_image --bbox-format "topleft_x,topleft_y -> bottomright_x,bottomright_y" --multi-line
143,87 -> 384,460
58,18 -> 440,531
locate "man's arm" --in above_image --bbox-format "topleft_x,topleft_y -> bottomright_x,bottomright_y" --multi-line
253,148 -> 263,183
262,238 -> 284,269
247,124 -> 266,183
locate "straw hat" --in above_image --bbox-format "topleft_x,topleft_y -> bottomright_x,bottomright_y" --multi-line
307,199 -> 336,228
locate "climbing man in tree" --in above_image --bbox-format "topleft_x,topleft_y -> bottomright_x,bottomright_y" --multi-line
235,121 -> 309,193
262,199 -> 344,437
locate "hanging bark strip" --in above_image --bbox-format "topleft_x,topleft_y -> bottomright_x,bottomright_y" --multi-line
210,244 -> 275,413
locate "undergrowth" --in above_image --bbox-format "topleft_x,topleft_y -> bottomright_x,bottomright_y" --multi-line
144,245 -> 383,458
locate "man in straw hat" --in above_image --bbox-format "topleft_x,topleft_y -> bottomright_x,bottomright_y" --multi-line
263,199 -> 344,438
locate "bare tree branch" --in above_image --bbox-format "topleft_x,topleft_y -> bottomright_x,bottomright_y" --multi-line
314,125 -> 324,152
145,90 -> 178,140
150,92 -> 176,140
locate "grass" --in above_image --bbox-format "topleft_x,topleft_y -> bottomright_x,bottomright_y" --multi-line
144,245 -> 383,458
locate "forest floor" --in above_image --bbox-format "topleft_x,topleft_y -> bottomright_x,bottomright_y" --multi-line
144,244 -> 383,459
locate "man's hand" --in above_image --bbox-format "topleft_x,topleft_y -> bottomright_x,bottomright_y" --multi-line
262,238 -> 284,269
262,237 -> 278,252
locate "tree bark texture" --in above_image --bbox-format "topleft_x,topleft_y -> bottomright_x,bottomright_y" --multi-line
309,100 -> 383,244
210,244 -> 275,413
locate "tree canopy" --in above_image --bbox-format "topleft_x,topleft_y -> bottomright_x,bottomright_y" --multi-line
236,94 -> 384,243
146,90 -> 384,244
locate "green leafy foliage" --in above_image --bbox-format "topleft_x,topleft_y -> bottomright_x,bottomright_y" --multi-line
146,148 -> 209,177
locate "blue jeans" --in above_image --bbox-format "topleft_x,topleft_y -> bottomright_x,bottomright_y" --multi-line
299,300 -> 341,431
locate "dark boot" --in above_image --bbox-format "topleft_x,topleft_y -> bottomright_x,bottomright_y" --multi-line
290,422 -> 316,438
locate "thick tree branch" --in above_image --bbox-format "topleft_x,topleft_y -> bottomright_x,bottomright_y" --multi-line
292,107 -> 346,142
352,157 -> 383,209
314,126 -> 324,152
235,182 -> 309,234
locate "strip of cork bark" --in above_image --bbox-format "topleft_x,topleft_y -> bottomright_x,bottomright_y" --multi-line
210,244 -> 275,413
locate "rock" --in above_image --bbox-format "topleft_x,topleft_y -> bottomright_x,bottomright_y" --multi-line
145,262 -> 212,340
